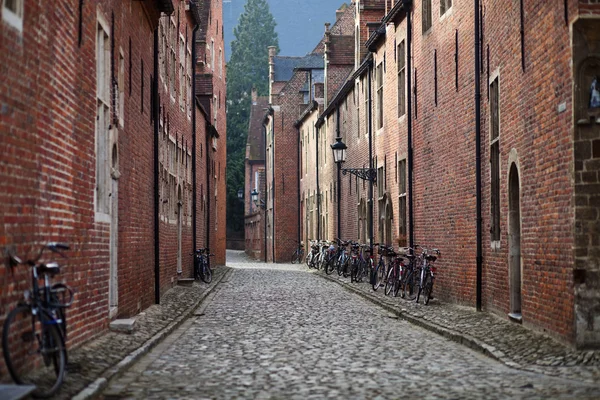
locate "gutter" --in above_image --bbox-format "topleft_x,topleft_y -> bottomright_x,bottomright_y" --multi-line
475,0 -> 483,311
191,21 -> 199,259
406,1 -> 414,249
153,28 -> 160,304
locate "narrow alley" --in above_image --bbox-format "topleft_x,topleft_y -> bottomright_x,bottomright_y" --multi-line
101,251 -> 600,399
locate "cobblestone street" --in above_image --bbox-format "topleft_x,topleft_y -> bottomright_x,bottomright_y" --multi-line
103,251 -> 600,399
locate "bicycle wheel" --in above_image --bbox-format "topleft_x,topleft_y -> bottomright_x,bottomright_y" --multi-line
3,306 -> 66,398
291,250 -> 299,264
336,256 -> 343,276
201,261 -> 212,283
350,259 -> 358,282
404,270 -> 418,300
416,273 -> 428,304
384,267 -> 395,296
423,277 -> 433,305
393,267 -> 403,297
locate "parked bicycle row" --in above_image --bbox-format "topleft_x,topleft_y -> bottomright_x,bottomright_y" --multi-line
293,239 -> 441,305
1,244 -> 214,398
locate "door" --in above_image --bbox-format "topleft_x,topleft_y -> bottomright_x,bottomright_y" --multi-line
508,163 -> 522,320
109,143 -> 119,318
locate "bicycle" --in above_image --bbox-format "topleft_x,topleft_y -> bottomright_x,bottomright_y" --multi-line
3,243 -> 74,398
290,241 -> 304,264
372,244 -> 391,291
193,248 -> 213,283
400,246 -> 421,300
354,244 -> 373,283
385,251 -> 404,297
416,247 -> 441,305
322,242 -> 336,274
335,239 -> 350,277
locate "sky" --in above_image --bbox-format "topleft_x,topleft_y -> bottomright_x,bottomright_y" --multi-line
223,0 -> 348,60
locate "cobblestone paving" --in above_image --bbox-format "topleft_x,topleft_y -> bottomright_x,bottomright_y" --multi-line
52,267 -> 228,400
103,251 -> 600,399
318,264 -> 600,383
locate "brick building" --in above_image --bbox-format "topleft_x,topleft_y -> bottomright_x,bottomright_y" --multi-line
244,89 -> 269,260
0,0 -> 226,379
261,0 -> 600,348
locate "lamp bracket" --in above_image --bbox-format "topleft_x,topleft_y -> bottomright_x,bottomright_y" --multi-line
341,167 -> 377,183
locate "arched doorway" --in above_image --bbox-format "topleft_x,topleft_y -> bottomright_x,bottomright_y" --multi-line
508,163 -> 522,320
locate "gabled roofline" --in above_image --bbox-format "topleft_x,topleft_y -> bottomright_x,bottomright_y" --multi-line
365,0 -> 411,52
315,54 -> 373,129
294,101 -> 319,128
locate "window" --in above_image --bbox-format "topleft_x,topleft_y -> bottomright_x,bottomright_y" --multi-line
376,62 -> 383,129
159,20 -> 166,83
398,159 -> 407,246
179,35 -> 185,110
219,48 -> 223,78
187,47 -> 192,119
490,77 -> 500,242
422,0 -> 432,33
170,18 -> 176,99
2,0 -> 23,32
440,0 -> 452,16
377,166 -> 384,198
96,19 -> 111,216
357,82 -> 361,137
118,50 -> 124,126
211,39 -> 215,71
397,40 -> 406,117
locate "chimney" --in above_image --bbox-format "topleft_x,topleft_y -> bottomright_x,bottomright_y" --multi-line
314,82 -> 324,99
324,23 -> 331,108
252,86 -> 258,104
336,2 -> 348,21
268,46 -> 277,104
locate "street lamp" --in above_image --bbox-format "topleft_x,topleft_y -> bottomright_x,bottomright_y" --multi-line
251,189 -> 265,209
330,136 -> 347,164
331,136 -> 377,246
237,188 -> 244,200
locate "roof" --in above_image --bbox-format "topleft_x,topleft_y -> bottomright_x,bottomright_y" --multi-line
273,56 -> 305,82
295,53 -> 324,70
246,96 -> 269,161
273,52 -> 324,82
365,0 -> 410,51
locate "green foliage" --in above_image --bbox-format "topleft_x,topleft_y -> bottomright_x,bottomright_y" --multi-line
226,0 -> 279,233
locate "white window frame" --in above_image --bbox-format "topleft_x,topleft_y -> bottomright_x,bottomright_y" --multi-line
95,12 -> 111,222
2,0 -> 23,32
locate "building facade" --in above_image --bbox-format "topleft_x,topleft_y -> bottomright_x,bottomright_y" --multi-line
0,0 -> 226,379
258,0 -> 600,348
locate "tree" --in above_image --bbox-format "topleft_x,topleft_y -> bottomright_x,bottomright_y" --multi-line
226,0 -> 279,234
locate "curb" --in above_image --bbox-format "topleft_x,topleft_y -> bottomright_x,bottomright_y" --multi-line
72,267 -> 234,400
316,271 -> 523,370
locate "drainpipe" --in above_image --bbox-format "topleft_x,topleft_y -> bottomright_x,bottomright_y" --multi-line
264,123 -> 268,262
336,107 -> 341,240
297,125 -> 302,245
406,1 -> 414,249
192,24 -> 199,257
475,0 -> 483,311
153,28 -> 160,304
368,60 -> 374,252
206,121 -> 211,269
316,124 -> 321,239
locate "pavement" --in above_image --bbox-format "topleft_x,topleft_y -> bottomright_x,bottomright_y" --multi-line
14,250 -> 598,399
97,251 -> 600,399
314,263 -> 600,384
52,266 -> 231,400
